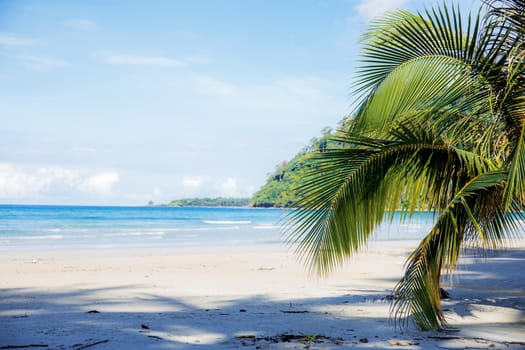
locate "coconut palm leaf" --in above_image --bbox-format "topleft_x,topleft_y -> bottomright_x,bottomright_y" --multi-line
497,50 -> 525,205
352,54 -> 491,137
288,118 -> 497,276
354,5 -> 485,98
392,169 -> 521,330
288,1 -> 525,330
353,3 -> 514,127
483,0 -> 525,53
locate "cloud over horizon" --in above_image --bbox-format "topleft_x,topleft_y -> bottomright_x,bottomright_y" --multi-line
0,163 -> 120,203
178,175 -> 254,199
79,172 -> 120,195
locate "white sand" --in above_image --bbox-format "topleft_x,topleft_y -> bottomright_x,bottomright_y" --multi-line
1,240 -> 524,349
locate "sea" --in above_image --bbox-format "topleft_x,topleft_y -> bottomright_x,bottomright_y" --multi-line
0,205 -> 435,251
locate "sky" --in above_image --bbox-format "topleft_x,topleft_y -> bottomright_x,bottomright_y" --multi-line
0,0 -> 481,206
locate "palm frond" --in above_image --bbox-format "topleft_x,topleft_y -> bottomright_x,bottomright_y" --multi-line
392,169 -> 515,330
287,139 -> 402,275
287,121 -> 493,275
501,50 -> 525,205
288,0 -> 525,332
484,0 -> 525,53
353,55 -> 492,137
354,4 -> 485,99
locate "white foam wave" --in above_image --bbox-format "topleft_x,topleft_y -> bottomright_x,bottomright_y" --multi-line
252,225 -> 280,230
171,226 -> 240,232
129,231 -> 165,236
203,220 -> 251,225
16,235 -> 64,240
178,234 -> 198,238
103,231 -> 165,237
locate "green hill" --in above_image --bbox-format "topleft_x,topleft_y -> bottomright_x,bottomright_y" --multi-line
251,124 -> 346,208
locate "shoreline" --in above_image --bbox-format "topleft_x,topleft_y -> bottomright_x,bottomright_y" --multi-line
1,240 -> 524,349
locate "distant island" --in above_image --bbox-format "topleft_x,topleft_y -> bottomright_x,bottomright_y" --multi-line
163,197 -> 251,208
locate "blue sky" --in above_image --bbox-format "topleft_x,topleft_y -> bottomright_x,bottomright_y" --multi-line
0,0 -> 480,205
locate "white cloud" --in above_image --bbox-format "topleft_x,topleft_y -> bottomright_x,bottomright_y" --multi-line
174,74 -> 342,115
189,76 -> 237,97
0,163 -> 77,199
355,0 -> 408,20
185,56 -> 212,64
0,163 -> 41,198
18,55 -> 70,70
152,186 -> 162,197
95,51 -> 184,68
37,167 -> 79,189
216,177 -> 240,197
175,176 -> 254,198
182,176 -> 205,192
245,76 -> 343,115
0,33 -> 37,47
274,77 -> 332,101
0,163 -> 120,201
80,172 -> 119,195
64,18 -> 98,31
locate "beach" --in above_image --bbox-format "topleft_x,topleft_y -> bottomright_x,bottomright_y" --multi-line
2,240 -> 524,349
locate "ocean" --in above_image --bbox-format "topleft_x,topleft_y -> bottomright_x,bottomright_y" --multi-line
0,205 -> 435,251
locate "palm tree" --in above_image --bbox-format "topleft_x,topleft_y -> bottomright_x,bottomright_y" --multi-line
287,1 -> 525,330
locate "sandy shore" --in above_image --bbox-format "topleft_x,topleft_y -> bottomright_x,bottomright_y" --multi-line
1,240 -> 524,349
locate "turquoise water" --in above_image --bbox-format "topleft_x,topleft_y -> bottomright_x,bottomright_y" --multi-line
0,205 -> 435,251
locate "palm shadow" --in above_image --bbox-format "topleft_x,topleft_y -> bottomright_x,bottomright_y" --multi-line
438,246 -> 525,340
1,284 -> 419,349
2,246 -> 525,349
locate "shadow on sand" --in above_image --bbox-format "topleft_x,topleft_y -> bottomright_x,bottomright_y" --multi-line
1,247 -> 524,349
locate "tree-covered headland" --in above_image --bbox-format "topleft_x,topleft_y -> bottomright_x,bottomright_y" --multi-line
251,126 -> 346,208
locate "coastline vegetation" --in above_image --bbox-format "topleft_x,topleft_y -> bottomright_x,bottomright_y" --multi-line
251,127 -> 335,208
166,197 -> 251,207
251,120 -> 354,208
